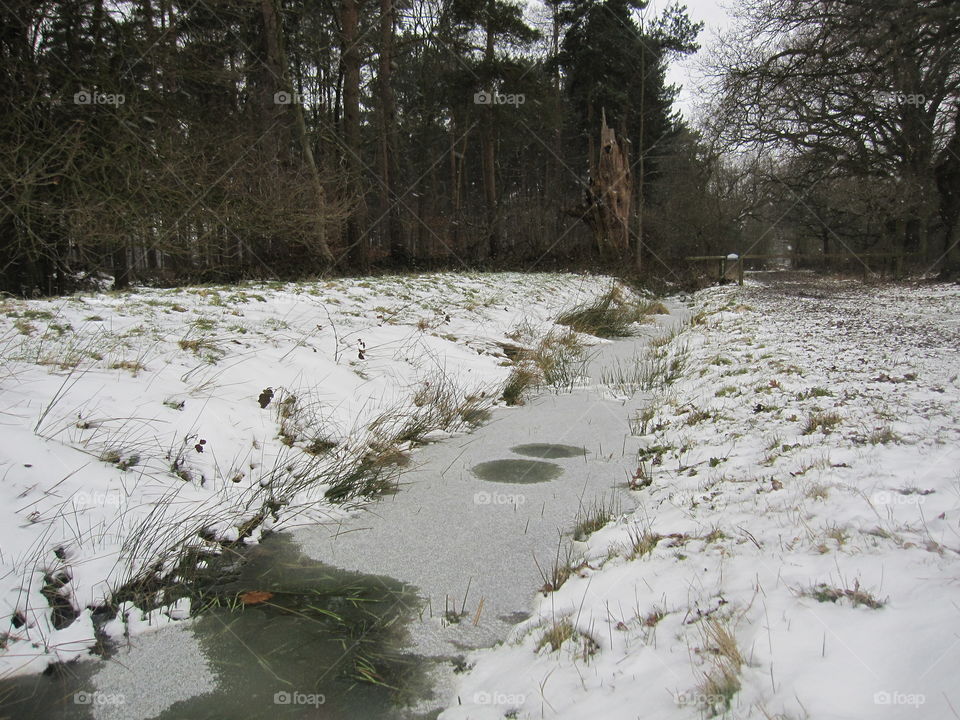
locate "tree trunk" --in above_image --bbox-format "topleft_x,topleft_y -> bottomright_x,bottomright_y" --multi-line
942,220 -> 960,279
634,48 -> 645,273
480,2 -> 499,260
341,0 -> 366,269
112,246 -> 129,290
579,112 -> 631,261
449,120 -> 468,255
935,116 -> 960,277
378,0 -> 404,265
261,0 -> 334,268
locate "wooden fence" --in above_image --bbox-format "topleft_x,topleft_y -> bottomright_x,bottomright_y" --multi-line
684,252 -> 913,285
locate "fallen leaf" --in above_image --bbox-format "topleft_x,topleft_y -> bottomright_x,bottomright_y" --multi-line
258,387 -> 274,409
239,590 -> 273,605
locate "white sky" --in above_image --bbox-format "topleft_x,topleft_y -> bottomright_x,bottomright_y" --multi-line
647,0 -> 735,124
523,0 -> 737,125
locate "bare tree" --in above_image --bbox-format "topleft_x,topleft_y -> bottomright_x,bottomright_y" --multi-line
708,0 -> 960,271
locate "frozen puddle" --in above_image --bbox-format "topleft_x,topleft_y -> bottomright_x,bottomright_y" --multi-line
470,458 -> 564,483
510,443 -> 588,459
0,624 -> 211,720
0,535 -> 428,720
470,442 -> 590,482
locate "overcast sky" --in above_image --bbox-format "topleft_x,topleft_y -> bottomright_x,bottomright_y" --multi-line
648,0 -> 735,123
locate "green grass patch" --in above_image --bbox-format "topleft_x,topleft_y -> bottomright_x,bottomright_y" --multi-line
557,286 -> 658,338
806,582 -> 885,609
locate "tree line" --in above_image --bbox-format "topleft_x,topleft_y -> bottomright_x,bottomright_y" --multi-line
1,0 -> 957,296
0,0 -> 708,293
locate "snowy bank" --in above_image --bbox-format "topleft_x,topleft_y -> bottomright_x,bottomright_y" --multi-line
0,272 -> 619,678
442,274 -> 960,720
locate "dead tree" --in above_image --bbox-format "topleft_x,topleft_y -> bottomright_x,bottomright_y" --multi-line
574,111 -> 632,260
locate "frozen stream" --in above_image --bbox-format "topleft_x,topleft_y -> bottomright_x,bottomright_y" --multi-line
0,304 -> 684,720
290,303 -> 686,713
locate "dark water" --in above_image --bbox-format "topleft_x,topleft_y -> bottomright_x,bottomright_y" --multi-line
470,459 -> 563,483
509,443 -> 587,459
0,535 -> 430,720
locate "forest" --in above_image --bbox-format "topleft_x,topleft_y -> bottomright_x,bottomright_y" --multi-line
1,0 -> 958,294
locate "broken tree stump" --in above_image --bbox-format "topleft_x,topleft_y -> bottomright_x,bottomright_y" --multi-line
573,111 -> 632,261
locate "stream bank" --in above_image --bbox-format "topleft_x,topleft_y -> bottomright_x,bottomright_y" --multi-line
0,302 -> 684,720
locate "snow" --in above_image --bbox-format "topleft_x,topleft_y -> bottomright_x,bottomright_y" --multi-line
440,273 -> 960,720
5,270 -> 957,718
0,271 -> 616,678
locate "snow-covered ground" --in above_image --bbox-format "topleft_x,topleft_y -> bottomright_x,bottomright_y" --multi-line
442,273 -> 960,720
0,272 -> 615,678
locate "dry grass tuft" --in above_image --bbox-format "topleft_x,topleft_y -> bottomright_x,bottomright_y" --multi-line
557,286 -> 652,338
696,617 -> 745,716
536,618 -> 576,652
501,366 -> 539,405
627,524 -> 662,559
802,410 -> 842,435
573,496 -> 618,541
